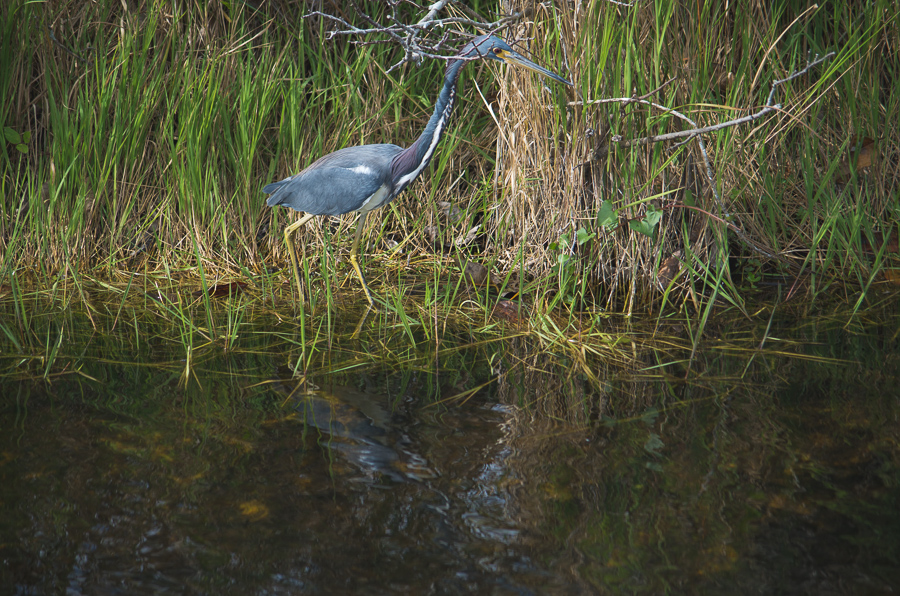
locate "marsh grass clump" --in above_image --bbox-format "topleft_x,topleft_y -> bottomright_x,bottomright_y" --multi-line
487,1 -> 899,315
1,0 -> 897,320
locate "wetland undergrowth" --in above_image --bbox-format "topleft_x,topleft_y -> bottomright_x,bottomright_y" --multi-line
1,0 -> 898,359
0,264 -> 880,402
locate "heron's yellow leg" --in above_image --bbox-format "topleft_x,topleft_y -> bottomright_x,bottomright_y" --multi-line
350,304 -> 374,339
284,213 -> 316,301
349,212 -> 375,306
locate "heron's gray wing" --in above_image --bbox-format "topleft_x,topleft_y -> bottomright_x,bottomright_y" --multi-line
264,144 -> 403,216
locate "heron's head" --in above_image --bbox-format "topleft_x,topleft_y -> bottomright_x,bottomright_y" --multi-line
464,35 -> 572,87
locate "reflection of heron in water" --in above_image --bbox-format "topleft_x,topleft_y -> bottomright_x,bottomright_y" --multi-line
282,383 -> 435,484
273,377 -> 528,583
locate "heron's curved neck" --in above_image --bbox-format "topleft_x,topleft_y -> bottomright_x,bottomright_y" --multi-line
390,57 -> 468,191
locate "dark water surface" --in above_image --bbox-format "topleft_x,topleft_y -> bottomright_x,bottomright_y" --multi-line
1,292 -> 899,594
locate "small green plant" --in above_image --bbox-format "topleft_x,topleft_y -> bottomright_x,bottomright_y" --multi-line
3,126 -> 30,154
548,227 -> 597,307
628,204 -> 663,240
597,201 -> 618,229
743,256 -> 763,289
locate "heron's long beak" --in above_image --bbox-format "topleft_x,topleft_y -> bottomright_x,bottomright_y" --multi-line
497,49 -> 572,86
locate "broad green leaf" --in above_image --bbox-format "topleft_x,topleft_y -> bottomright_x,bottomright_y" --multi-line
683,188 -> 696,207
3,126 -> 20,144
644,433 -> 664,454
629,219 -> 652,238
576,227 -> 595,245
645,205 -> 663,227
597,200 -> 617,228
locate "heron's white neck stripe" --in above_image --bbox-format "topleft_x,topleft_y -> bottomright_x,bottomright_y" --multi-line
395,86 -> 456,190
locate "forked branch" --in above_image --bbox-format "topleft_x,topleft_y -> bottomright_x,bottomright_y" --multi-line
303,1 -> 526,71
570,52 -> 834,148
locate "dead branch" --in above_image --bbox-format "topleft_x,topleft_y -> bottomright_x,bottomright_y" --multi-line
571,52 -> 834,148
303,1 -> 526,71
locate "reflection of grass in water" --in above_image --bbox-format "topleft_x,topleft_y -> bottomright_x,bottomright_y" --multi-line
498,322 -> 900,592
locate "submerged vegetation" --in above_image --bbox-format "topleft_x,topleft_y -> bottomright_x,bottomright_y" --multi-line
0,0 -> 898,322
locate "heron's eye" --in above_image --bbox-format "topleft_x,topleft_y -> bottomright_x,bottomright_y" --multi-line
492,48 -> 502,55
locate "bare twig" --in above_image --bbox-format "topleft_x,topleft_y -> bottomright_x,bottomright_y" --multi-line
579,94 -> 727,212
570,53 -> 834,148
303,1 -> 526,73
303,12 -> 384,37
417,0 -> 451,26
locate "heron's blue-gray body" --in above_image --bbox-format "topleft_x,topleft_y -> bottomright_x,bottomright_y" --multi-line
265,53 -> 460,217
265,144 -> 403,215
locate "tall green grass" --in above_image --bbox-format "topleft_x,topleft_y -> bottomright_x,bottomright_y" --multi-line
1,0 -> 897,323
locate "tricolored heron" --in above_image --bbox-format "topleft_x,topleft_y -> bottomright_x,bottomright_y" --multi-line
264,34 -> 571,305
